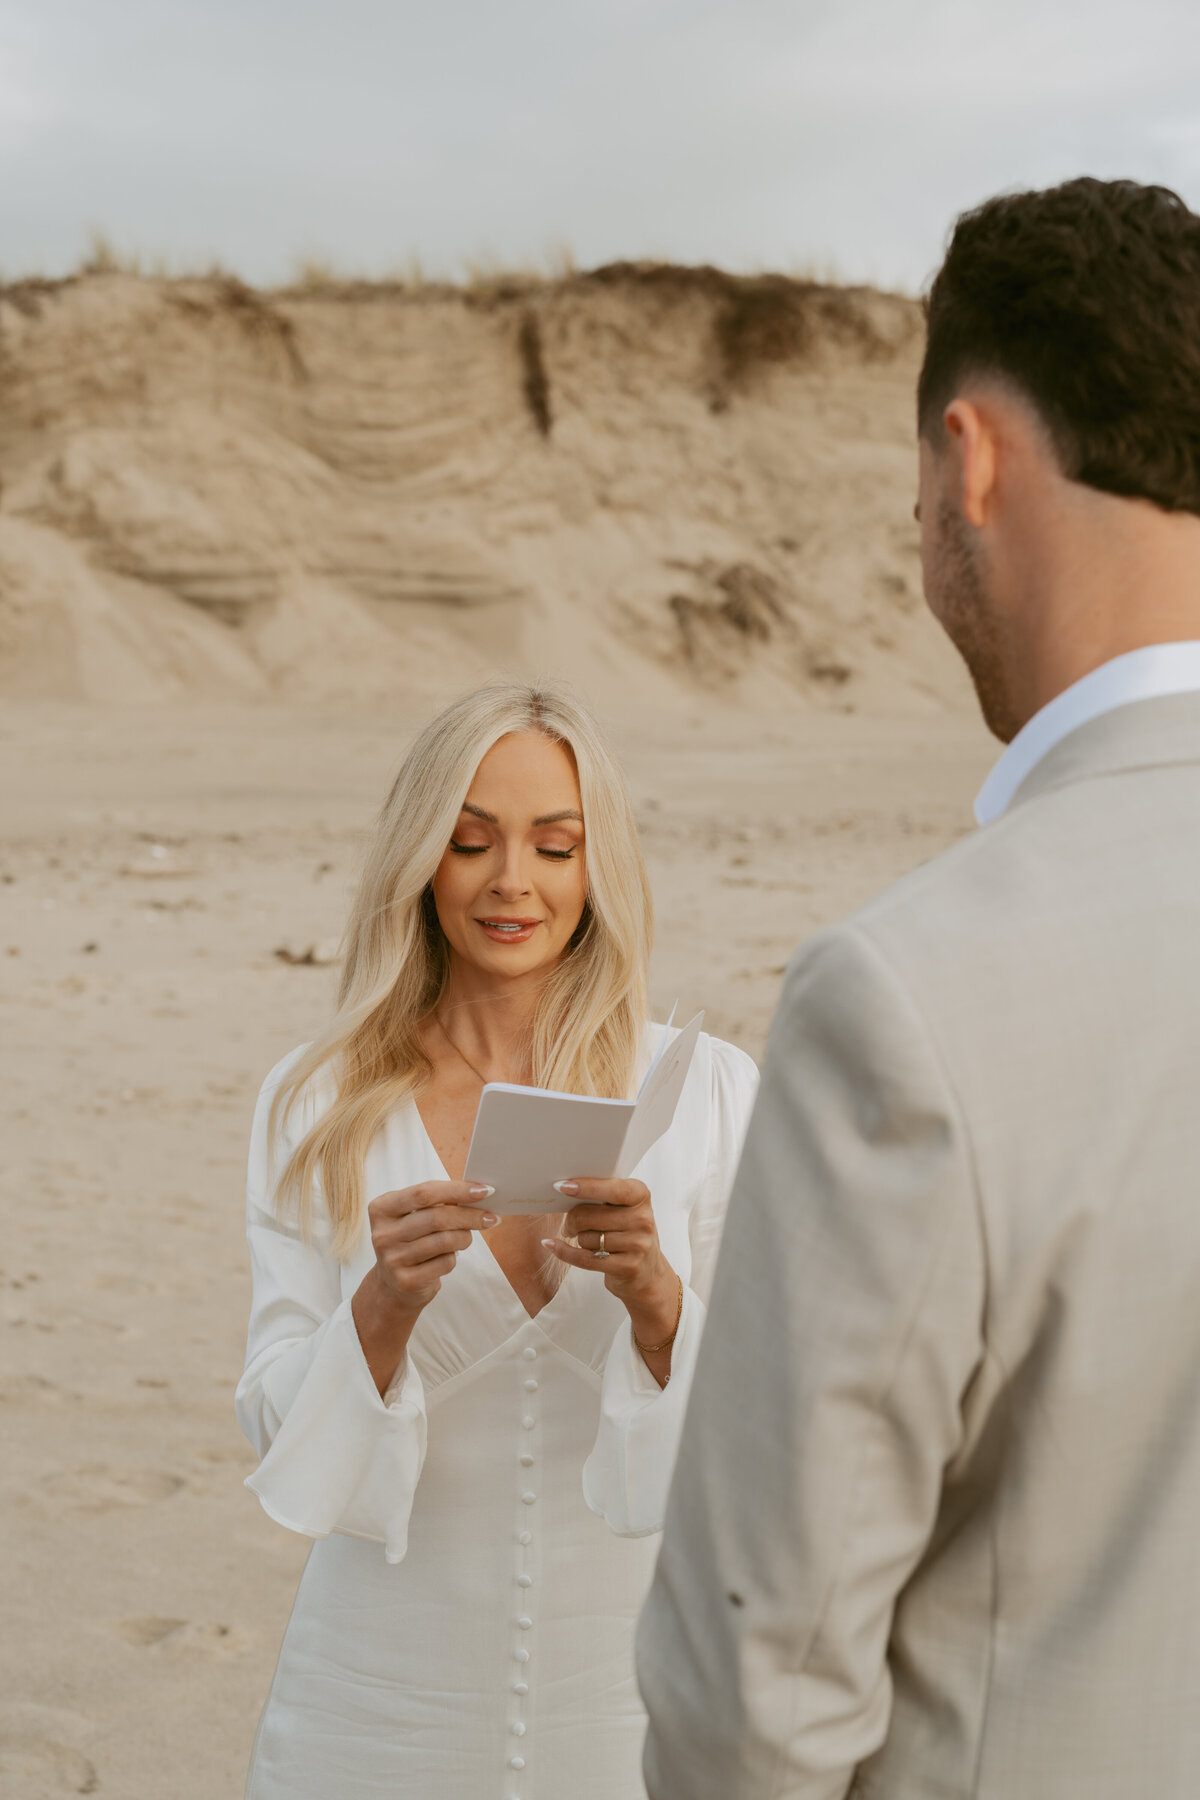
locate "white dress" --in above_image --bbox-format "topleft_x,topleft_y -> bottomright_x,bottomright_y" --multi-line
236,1024 -> 758,1800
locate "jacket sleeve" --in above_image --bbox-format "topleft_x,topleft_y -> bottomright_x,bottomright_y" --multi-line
582,1037 -> 760,1537
234,1053 -> 427,1565
637,927 -> 986,1799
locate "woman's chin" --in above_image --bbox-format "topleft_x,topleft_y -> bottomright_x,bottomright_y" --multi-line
457,941 -> 564,981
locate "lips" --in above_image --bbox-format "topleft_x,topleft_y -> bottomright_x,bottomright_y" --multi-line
477,917 -> 541,944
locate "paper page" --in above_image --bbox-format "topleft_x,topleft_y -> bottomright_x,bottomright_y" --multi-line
463,1087 -> 634,1214
615,1010 -> 705,1176
635,1000 -> 678,1100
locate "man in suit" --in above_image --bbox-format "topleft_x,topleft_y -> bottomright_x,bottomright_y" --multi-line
638,177 -> 1200,1799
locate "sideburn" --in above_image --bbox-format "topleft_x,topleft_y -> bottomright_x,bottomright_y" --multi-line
933,499 -> 1019,742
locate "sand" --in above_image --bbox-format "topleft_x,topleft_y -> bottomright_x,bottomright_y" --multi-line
0,699 -> 994,1798
0,264 -> 997,1798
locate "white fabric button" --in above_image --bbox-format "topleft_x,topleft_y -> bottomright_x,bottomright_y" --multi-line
515,1647 -> 530,1664
520,1453 -> 534,1467
518,1530 -> 532,1546
521,1490 -> 536,1504
517,1615 -> 532,1630
523,1378 -> 539,1392
511,1721 -> 527,1737
517,1573 -> 533,1588
522,1415 -> 535,1430
522,1346 -> 537,1361
513,1680 -> 529,1695
510,1756 -> 526,1770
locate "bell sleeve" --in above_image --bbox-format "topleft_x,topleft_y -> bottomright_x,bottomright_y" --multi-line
582,1036 -> 759,1536
234,1051 -> 427,1565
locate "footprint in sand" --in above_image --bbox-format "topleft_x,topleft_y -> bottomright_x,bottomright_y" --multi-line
37,1463 -> 185,1512
112,1616 -> 187,1646
0,1732 -> 98,1796
0,1373 -> 71,1407
192,1441 -> 256,1467
112,1617 -> 252,1658
88,1271 -> 159,1295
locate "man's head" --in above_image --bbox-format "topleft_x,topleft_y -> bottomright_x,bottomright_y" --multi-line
917,178 -> 1200,740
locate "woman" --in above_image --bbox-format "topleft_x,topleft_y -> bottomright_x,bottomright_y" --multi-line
236,681 -> 758,1799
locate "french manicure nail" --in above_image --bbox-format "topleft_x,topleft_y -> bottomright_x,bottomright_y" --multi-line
480,1213 -> 499,1226
468,1184 -> 495,1199
540,1238 -> 557,1249
553,1180 -> 579,1196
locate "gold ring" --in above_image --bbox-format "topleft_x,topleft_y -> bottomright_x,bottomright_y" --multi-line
593,1231 -> 610,1260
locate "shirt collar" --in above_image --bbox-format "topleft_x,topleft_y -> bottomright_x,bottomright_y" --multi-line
974,641 -> 1200,825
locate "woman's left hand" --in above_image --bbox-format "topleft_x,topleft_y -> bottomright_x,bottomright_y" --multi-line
543,1178 -> 682,1350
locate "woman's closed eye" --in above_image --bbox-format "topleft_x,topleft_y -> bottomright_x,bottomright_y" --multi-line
448,840 -> 576,860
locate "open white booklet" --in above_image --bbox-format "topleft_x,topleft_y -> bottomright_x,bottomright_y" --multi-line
463,1007 -> 705,1214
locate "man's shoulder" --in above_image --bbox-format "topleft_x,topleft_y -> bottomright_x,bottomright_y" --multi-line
843,803 -> 1046,949
798,750 -> 1200,1011
795,775 -> 1139,990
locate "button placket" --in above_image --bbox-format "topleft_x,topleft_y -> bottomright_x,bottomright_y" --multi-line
508,1337 -> 541,1797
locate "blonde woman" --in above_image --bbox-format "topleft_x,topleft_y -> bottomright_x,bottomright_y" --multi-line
235,681 -> 758,1800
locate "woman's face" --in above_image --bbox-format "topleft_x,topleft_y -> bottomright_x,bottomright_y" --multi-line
431,731 -> 588,984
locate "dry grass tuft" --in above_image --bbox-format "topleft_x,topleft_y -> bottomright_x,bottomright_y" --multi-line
81,229 -> 144,278
165,276 -> 308,381
291,255 -> 341,292
579,261 -> 914,403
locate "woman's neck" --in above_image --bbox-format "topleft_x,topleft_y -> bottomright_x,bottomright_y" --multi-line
434,962 -> 549,1085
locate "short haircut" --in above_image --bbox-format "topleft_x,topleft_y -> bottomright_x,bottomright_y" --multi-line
918,177 -> 1200,514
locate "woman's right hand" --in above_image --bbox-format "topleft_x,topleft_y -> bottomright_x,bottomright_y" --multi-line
367,1180 -> 499,1315
353,1182 -> 497,1394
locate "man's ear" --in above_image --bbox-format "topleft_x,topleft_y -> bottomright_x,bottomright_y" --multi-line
942,399 -> 996,531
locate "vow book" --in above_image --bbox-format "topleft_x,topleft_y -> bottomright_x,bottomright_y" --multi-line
463,1008 -> 704,1215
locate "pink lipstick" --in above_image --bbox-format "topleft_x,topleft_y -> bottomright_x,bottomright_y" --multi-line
477,917 -> 540,944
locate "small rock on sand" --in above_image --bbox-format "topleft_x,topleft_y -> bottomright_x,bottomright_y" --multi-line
273,939 -> 341,967
121,844 -> 195,879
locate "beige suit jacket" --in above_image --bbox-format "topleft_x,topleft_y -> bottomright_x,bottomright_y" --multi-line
639,694 -> 1200,1799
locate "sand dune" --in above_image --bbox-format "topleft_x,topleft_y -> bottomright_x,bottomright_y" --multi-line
0,265 -> 966,714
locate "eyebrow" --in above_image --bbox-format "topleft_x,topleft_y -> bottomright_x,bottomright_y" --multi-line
460,803 -> 583,827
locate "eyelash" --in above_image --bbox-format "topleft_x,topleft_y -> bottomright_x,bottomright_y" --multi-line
449,842 -> 575,861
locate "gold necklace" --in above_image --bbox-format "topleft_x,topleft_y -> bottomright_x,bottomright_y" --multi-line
435,1011 -> 493,1087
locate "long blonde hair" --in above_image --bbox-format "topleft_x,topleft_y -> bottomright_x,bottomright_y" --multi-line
270,680 -> 653,1257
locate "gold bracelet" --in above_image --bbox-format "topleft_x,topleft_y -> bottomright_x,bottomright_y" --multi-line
634,1275 -> 685,1356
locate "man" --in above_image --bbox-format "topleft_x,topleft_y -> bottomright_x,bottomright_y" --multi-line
638,178 -> 1200,1799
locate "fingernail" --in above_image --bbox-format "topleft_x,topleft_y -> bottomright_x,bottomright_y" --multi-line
552,1180 -> 579,1196
480,1212 -> 499,1226
540,1238 -> 557,1249
469,1184 -> 495,1199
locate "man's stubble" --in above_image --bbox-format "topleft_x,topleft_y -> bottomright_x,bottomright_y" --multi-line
929,497 -> 1021,744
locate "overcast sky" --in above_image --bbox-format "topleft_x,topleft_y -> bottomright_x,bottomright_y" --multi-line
3,0 -> 1200,292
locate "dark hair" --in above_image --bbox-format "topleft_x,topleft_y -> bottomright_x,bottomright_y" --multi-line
918,178 -> 1200,514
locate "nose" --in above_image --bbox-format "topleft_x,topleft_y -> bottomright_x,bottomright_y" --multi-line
490,842 -> 530,900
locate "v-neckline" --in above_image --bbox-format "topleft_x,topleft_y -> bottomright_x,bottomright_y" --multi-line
412,1101 -> 568,1324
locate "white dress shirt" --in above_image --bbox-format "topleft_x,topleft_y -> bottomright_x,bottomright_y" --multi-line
975,641 -> 1200,825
